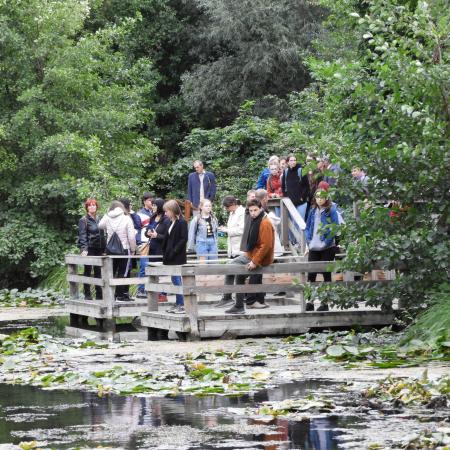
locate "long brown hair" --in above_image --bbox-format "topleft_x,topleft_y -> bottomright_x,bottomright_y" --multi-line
163,199 -> 183,219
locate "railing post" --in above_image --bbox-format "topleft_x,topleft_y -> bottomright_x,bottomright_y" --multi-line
147,273 -> 159,312
299,230 -> 306,256
67,263 -> 79,300
298,272 -> 307,312
183,273 -> 200,340
101,257 -> 116,337
281,201 -> 289,248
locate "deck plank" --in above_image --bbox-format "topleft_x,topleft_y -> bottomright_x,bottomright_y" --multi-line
140,304 -> 395,338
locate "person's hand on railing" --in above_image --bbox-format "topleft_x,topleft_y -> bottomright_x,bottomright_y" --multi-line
80,250 -> 88,257
247,261 -> 257,271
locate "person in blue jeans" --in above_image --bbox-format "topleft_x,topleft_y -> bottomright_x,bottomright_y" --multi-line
187,199 -> 218,261
136,192 -> 154,297
281,153 -> 310,244
161,200 -> 188,314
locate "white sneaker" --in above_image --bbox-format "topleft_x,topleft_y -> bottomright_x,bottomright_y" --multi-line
172,305 -> 185,314
247,302 -> 269,309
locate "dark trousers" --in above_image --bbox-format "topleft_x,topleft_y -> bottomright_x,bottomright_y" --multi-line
308,247 -> 336,282
113,250 -> 131,298
224,255 -> 251,308
83,248 -> 103,299
246,273 -> 265,304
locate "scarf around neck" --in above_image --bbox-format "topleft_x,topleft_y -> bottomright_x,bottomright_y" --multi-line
246,210 -> 265,252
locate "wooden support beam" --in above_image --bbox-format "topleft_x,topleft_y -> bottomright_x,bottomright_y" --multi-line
183,274 -> 200,341
145,264 -> 185,276
67,264 -> 79,300
67,274 -> 104,287
109,277 -> 147,286
65,255 -> 104,266
146,283 -> 185,295
101,258 -> 115,321
147,275 -> 159,312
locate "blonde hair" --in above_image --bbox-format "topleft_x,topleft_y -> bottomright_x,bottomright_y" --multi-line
268,155 -> 279,166
199,198 -> 212,214
163,199 -> 182,218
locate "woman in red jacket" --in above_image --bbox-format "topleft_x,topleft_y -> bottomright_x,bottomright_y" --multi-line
266,163 -> 283,198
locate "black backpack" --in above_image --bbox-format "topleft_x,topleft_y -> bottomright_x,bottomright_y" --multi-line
106,231 -> 124,255
105,225 -> 125,255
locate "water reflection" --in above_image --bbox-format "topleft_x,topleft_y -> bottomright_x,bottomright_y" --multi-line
0,316 -> 68,337
0,382 -> 346,449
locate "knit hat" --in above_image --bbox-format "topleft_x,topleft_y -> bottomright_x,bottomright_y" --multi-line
317,181 -> 330,191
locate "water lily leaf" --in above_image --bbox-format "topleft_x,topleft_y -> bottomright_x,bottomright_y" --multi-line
326,345 -> 346,357
251,371 -> 270,381
343,345 -> 360,356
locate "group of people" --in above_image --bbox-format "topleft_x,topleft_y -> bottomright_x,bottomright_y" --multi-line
78,154 -> 359,314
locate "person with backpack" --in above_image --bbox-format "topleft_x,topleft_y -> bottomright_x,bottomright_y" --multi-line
99,200 -> 136,302
304,182 -> 340,311
187,199 -> 219,260
281,153 -> 310,244
77,198 -> 105,300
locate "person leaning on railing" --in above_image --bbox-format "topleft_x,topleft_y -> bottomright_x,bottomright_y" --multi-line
216,198 -> 275,315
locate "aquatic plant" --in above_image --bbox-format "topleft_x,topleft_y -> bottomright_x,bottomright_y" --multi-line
363,371 -> 449,407
0,288 -> 67,308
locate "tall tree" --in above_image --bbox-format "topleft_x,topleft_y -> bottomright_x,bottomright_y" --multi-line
0,0 -> 160,286
181,0 -> 326,126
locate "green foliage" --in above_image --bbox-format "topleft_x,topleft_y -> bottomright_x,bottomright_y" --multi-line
402,283 -> 450,350
175,101 -> 298,210
0,327 -> 40,356
295,0 -> 450,311
283,329 -> 450,367
0,0 -> 161,286
181,0 -> 326,125
39,265 -> 68,292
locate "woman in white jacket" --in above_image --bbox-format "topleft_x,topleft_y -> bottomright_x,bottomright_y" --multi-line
99,201 -> 136,301
219,196 -> 245,259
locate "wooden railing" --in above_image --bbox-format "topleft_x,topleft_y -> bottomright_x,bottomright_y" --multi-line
267,197 -> 307,256
144,261 -> 395,340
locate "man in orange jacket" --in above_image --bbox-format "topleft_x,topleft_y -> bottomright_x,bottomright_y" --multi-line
220,198 -> 275,314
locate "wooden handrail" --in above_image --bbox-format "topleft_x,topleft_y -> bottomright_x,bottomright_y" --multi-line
146,261 -> 337,276
280,197 -> 307,230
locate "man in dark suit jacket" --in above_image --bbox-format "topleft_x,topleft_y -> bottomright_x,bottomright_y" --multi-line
187,160 -> 217,212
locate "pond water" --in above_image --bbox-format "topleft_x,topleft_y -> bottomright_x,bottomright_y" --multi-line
0,317 -> 67,337
0,381 -> 361,449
